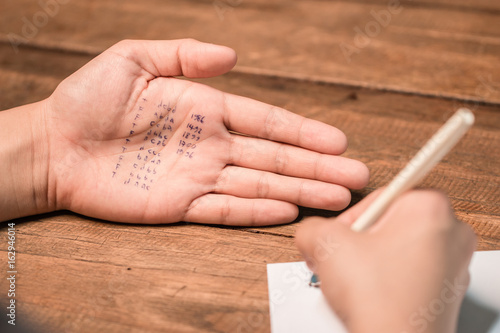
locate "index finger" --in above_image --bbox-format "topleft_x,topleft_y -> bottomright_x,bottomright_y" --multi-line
335,189 -> 384,227
222,94 -> 348,155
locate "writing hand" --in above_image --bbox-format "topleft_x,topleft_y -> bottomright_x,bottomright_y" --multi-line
296,190 -> 476,333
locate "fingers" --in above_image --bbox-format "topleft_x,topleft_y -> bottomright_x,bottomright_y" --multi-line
335,189 -> 457,231
296,190 -> 467,256
110,39 -> 237,78
214,166 -> 351,211
336,189 -> 477,260
334,188 -> 384,226
374,190 -> 457,234
229,134 -> 369,190
222,93 -> 348,155
295,216 -> 355,272
295,189 -> 478,277
184,194 -> 298,226
375,191 -> 477,250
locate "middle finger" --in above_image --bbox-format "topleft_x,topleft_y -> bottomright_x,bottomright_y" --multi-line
228,134 -> 369,190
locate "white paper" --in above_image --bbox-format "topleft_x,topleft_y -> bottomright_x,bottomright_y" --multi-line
459,251 -> 500,333
267,251 -> 500,333
267,261 -> 348,333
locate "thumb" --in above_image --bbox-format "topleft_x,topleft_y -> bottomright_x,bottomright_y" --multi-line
110,39 -> 237,78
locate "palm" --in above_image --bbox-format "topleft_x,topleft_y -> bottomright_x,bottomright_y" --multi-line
46,40 -> 369,225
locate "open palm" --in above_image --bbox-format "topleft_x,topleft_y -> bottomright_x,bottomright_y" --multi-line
45,39 -> 369,225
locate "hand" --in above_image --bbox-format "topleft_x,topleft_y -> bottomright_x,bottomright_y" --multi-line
295,190 -> 476,333
36,39 -> 369,225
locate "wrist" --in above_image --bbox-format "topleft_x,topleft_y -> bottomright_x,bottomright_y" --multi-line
0,100 -> 52,221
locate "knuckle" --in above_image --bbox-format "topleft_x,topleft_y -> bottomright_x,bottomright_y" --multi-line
405,190 -> 455,231
220,196 -> 231,224
214,168 -> 231,193
109,40 -> 140,63
112,39 -> 135,52
312,154 -> 322,180
256,174 -> 270,198
228,135 -> 240,165
275,145 -> 289,174
262,106 -> 283,139
296,181 -> 305,206
249,201 -> 259,227
404,190 -> 450,213
426,191 -> 453,223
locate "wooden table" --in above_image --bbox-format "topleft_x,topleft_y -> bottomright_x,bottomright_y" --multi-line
1,1 -> 499,332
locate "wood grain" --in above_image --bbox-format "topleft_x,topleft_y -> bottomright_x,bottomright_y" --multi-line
1,217 -> 295,332
191,72 -> 500,249
0,1 -> 499,332
1,0 -> 499,103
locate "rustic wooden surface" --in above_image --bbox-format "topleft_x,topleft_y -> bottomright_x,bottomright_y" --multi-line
0,1 -> 499,332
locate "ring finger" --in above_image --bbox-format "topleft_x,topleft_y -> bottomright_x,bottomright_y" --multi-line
214,166 -> 352,211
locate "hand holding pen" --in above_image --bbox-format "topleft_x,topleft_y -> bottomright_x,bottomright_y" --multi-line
296,109 -> 477,333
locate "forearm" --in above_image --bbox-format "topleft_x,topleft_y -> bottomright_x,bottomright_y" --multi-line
0,101 -> 52,221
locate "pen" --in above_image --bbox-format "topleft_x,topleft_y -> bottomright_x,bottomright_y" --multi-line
309,108 -> 475,287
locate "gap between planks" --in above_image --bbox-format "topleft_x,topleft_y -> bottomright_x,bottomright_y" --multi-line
1,38 -> 500,107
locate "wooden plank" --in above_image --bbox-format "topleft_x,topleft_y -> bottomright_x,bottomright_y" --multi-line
195,73 -> 500,249
1,44 -> 499,249
1,218 -> 292,332
345,0 -> 500,11
0,45 -> 90,110
0,43 -> 498,332
1,0 -> 499,103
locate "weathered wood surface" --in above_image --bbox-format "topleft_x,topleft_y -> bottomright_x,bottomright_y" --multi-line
1,0 -> 500,103
2,216 -> 294,333
0,1 -> 499,332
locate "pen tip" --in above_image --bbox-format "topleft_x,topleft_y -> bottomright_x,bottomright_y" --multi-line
309,274 -> 321,287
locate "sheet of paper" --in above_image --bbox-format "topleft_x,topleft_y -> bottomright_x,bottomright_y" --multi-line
459,250 -> 500,333
267,251 -> 500,333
